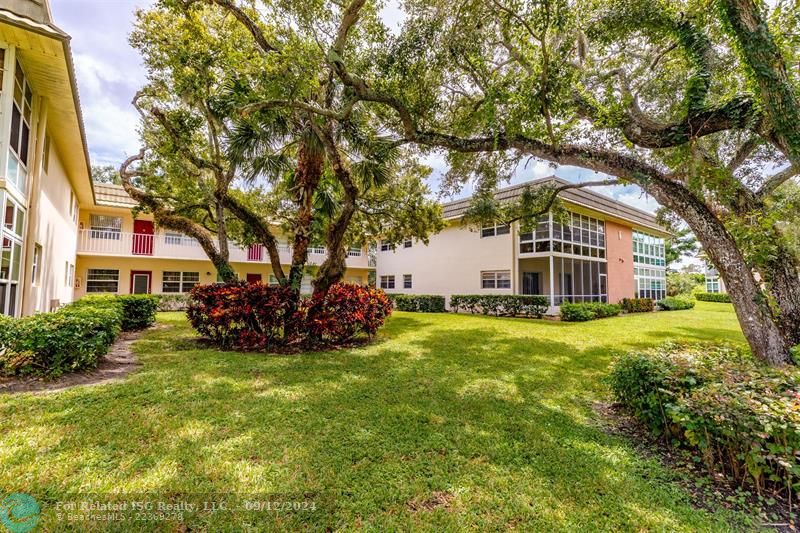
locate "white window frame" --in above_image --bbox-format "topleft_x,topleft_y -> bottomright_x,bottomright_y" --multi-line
380,241 -> 395,252
31,243 -> 41,285
380,275 -> 395,289
403,274 -> 412,289
86,269 -> 119,294
481,223 -> 510,238
481,270 -> 511,289
403,239 -> 412,248
162,271 -> 199,293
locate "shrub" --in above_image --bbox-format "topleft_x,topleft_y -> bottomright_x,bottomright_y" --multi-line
158,294 -> 190,311
187,282 -> 392,350
0,305 -> 122,377
695,292 -> 731,303
73,294 -> 159,331
449,295 -> 549,318
187,282 -> 296,350
560,302 -> 621,322
656,297 -> 696,311
305,284 -> 393,344
667,272 -> 704,297
621,297 -> 655,313
609,343 -> 800,495
390,294 -> 446,313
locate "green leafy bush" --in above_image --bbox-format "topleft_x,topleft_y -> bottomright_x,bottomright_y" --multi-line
73,294 -> 159,330
621,297 -> 655,313
0,305 -> 122,377
390,294 -> 446,313
560,302 -> 621,322
656,297 -> 696,311
609,343 -> 800,495
695,292 -> 731,303
449,295 -> 549,318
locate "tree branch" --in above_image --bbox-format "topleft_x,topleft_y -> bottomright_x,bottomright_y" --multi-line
208,0 -> 279,54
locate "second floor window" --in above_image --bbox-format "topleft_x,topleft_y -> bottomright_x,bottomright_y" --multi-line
7,60 -> 32,194
481,224 -> 510,238
380,241 -> 395,252
90,215 -> 122,239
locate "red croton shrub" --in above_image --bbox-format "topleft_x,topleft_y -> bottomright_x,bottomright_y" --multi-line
186,282 -> 392,350
304,283 -> 394,344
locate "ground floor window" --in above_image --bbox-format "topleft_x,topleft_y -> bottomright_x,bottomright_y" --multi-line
481,270 -> 511,289
86,269 -> 119,293
403,274 -> 412,289
380,275 -> 395,289
162,271 -> 199,293
634,265 -> 666,300
706,276 -> 721,293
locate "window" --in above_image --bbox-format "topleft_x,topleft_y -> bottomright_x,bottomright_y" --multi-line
348,246 -> 362,257
268,274 -> 279,287
632,230 -> 666,267
403,239 -> 412,248
31,244 -> 41,285
42,133 -> 50,174
706,276 -> 721,293
519,213 -> 606,259
90,215 -> 122,239
69,190 -> 78,223
380,241 -> 395,252
7,60 -> 32,194
481,224 -> 510,238
481,270 -> 511,289
65,262 -> 74,287
3,197 -> 24,237
162,271 -> 199,293
633,231 -> 667,300
380,275 -> 395,289
403,274 -> 412,289
86,269 -> 119,293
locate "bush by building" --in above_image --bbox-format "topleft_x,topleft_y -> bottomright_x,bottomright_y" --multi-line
621,297 -> 655,313
608,343 -> 800,497
390,294 -> 446,313
187,282 -> 392,350
449,295 -> 549,318
694,292 -> 731,303
560,302 -> 622,322
656,297 -> 696,311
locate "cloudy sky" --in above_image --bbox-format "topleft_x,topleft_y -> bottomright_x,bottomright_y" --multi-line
50,0 -> 660,214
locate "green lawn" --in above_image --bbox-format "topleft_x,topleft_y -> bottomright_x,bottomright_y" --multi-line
0,302 -> 753,531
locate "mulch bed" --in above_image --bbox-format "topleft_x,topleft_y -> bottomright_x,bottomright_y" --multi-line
593,401 -> 798,532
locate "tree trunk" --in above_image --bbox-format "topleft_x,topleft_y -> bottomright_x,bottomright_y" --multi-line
763,246 -> 800,347
647,179 -> 794,365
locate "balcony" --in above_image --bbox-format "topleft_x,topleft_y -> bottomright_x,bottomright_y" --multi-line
77,230 -> 372,269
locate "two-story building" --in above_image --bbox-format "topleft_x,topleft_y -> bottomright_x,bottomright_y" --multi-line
74,183 -> 374,298
376,177 -> 670,312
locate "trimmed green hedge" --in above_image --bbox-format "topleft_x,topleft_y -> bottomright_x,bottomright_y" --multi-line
695,292 -> 731,303
72,294 -> 159,330
560,302 -> 621,322
656,297 -> 696,311
390,294 -> 446,313
0,305 -> 122,377
0,294 -> 158,377
621,297 -> 655,313
450,295 -> 549,318
608,343 -> 800,496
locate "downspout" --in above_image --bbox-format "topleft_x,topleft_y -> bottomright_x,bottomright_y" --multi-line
21,98 -> 47,315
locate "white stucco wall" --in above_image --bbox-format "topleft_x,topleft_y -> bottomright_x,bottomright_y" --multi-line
375,221 -> 514,306
28,144 -> 79,311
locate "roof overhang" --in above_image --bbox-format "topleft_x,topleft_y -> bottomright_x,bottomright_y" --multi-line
0,8 -> 94,206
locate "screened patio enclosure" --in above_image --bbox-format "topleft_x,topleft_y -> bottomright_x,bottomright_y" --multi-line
518,257 -> 608,305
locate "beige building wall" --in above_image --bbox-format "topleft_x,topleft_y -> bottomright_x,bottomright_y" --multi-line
27,142 -> 79,311
375,221 -> 514,304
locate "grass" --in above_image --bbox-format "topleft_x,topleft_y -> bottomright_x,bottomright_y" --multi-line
0,302 -> 753,531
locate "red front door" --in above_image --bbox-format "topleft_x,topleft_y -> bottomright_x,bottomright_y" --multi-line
246,273 -> 262,284
133,220 -> 154,255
